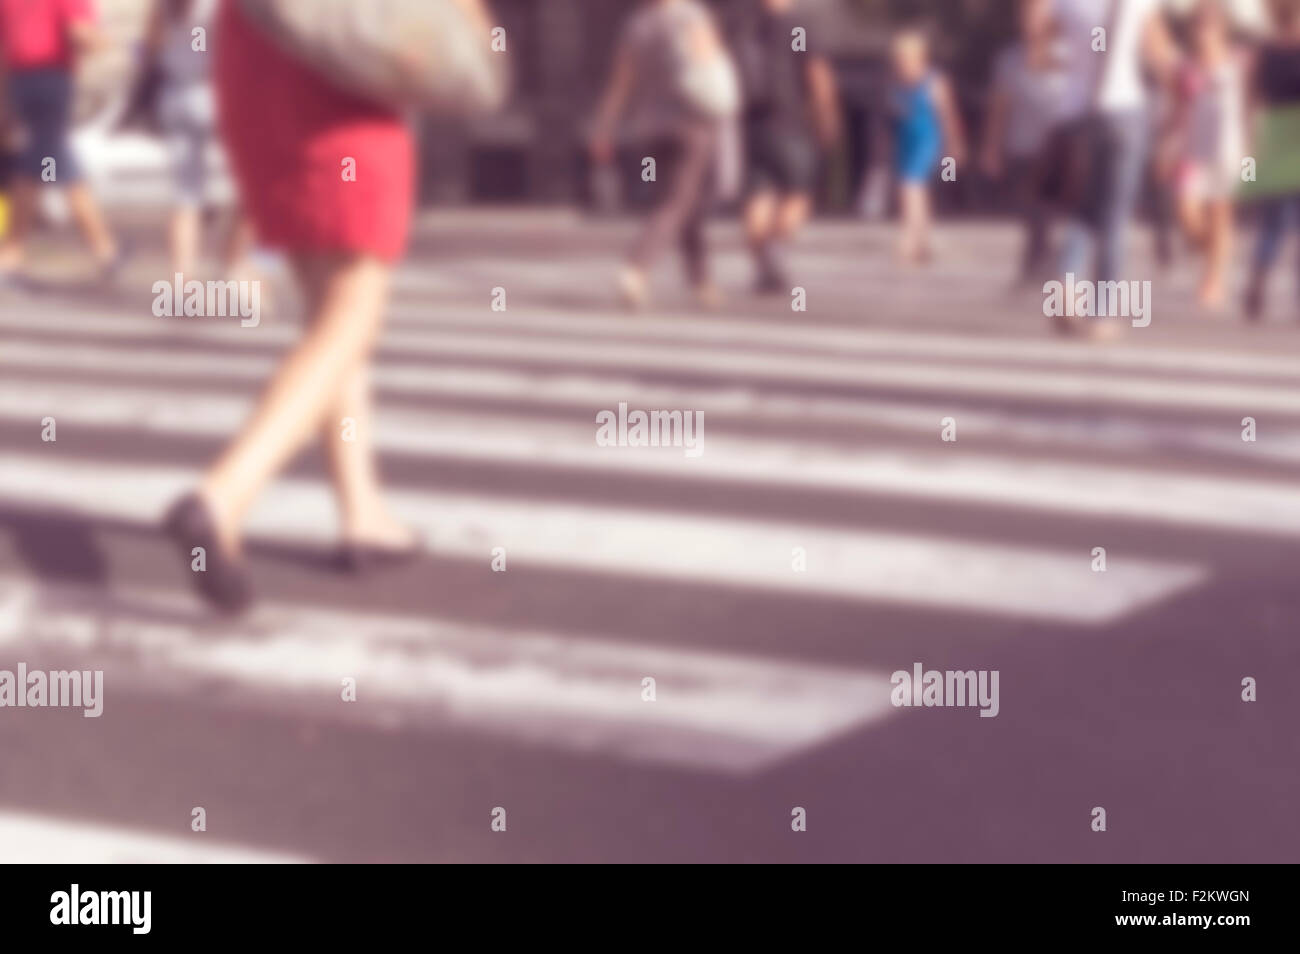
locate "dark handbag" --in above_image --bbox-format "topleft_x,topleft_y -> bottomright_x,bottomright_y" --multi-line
1039,116 -> 1104,218
116,57 -> 164,134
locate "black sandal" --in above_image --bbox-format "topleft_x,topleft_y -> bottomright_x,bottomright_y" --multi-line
336,534 -> 425,575
162,493 -> 254,614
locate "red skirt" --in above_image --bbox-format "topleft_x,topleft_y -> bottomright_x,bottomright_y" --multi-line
215,0 -> 414,262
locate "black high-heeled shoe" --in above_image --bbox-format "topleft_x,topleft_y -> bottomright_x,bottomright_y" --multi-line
336,533 -> 425,575
162,492 -> 254,614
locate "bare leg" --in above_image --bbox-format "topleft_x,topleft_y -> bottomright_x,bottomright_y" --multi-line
65,182 -> 118,263
914,186 -> 932,261
744,188 -> 783,290
170,205 -> 202,278
774,193 -> 812,239
289,255 -> 412,547
898,183 -> 931,263
1177,193 -> 1208,250
198,252 -> 392,553
320,362 -> 413,546
625,126 -> 716,303
1199,198 -> 1232,309
221,211 -> 255,276
897,184 -> 916,261
744,189 -> 777,250
679,185 -> 717,307
0,178 -> 36,271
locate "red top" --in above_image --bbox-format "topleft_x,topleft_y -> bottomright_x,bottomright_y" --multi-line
0,0 -> 94,70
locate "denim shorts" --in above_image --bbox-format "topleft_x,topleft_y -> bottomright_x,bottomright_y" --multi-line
7,68 -> 81,183
745,118 -> 819,195
160,83 -> 217,206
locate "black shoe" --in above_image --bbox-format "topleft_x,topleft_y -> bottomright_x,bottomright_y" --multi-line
0,267 -> 28,293
336,534 -> 425,575
754,270 -> 786,295
753,242 -> 790,296
1049,313 -> 1080,337
99,239 -> 133,286
162,492 -> 253,614
1243,281 -> 1265,323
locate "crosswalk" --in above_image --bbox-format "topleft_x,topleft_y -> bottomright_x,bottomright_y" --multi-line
1,227 -> 1298,861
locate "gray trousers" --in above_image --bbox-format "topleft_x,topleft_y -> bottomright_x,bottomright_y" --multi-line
629,122 -> 718,286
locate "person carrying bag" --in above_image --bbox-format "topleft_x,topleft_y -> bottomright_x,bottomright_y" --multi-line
161,0 -> 509,612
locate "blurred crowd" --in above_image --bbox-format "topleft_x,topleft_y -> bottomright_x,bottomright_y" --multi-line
978,0 -> 1300,321
1,1 -> 1296,322
582,0 -> 1300,322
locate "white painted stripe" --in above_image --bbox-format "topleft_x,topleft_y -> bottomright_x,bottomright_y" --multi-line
0,455 -> 1205,623
0,810 -> 310,864
0,576 -> 894,774
7,289 -> 1300,379
3,326 -> 1298,416
387,302 -> 1300,380
4,380 -> 1300,537
11,350 -> 1256,459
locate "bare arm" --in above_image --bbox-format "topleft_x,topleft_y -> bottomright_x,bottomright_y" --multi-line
981,84 -> 1009,178
685,13 -> 722,63
1242,48 -> 1261,155
934,74 -> 968,164
453,0 -> 492,26
1155,67 -> 1189,180
590,47 -> 636,163
807,55 -> 842,146
143,0 -> 168,56
1141,9 -> 1178,84
67,17 -> 111,57
0,41 -> 14,145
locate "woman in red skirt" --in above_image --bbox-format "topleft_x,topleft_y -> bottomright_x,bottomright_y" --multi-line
165,0 -> 452,611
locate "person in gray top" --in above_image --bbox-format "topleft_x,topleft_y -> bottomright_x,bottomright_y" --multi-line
981,0 -> 1065,286
590,0 -> 732,309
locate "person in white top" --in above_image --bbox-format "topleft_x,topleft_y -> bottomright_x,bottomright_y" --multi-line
1056,0 -> 1168,120
1051,0 -> 1177,314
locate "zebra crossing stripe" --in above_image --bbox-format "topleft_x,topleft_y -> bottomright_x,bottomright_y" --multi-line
0,576 -> 894,774
0,455 -> 1206,624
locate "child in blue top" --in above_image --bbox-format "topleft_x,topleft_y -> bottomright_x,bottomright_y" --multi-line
889,29 -> 967,264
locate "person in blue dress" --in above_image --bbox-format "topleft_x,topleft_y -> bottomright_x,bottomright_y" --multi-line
888,29 -> 967,264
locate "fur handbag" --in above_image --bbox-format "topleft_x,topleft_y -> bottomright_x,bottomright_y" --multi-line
236,0 -> 509,114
